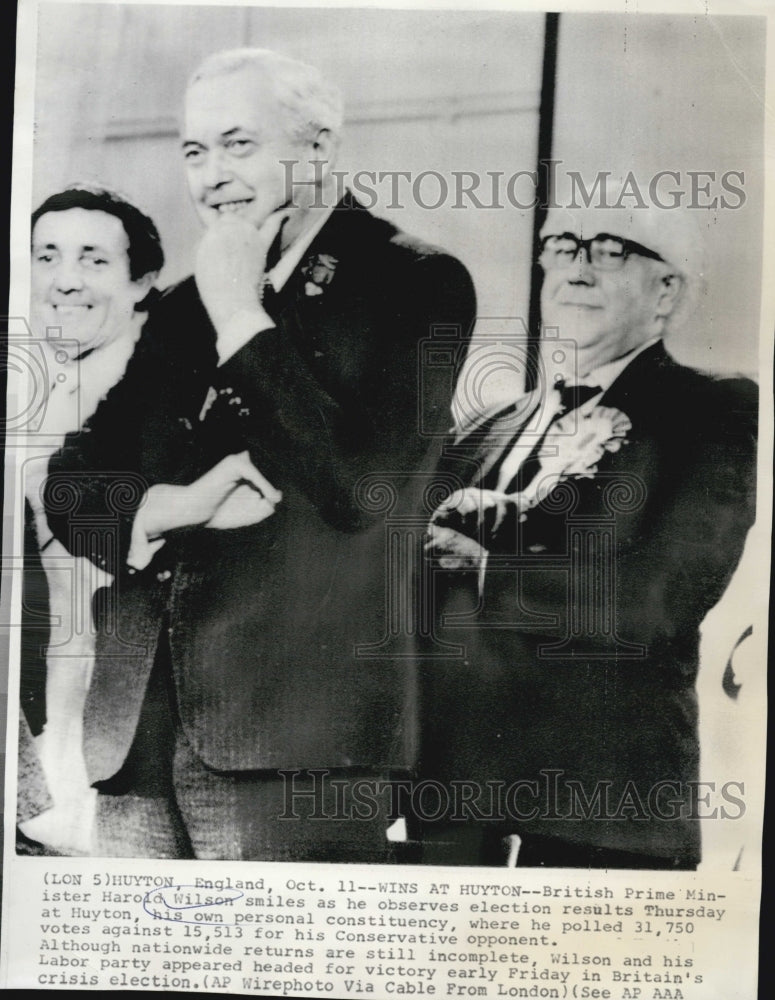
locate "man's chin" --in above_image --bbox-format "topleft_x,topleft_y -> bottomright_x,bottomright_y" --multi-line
543,316 -> 606,343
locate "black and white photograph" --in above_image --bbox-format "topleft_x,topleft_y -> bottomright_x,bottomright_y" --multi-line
1,0 -> 770,996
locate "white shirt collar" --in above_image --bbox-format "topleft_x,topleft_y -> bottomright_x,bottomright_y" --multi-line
266,206 -> 335,293
564,336 -> 660,394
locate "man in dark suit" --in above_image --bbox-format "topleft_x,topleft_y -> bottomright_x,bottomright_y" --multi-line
421,203 -> 757,869
45,48 -> 475,860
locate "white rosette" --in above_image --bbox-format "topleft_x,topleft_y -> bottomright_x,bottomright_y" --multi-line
525,405 -> 632,506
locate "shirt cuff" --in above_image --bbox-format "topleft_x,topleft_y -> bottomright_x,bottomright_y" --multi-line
216,308 -> 275,366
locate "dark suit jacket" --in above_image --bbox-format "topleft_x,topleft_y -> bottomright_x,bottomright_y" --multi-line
421,342 -> 757,862
45,195 -> 475,781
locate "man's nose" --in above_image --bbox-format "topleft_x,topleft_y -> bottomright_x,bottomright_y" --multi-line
568,246 -> 596,283
201,148 -> 232,188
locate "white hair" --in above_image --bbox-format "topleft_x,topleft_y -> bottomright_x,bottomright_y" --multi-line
189,48 -> 344,146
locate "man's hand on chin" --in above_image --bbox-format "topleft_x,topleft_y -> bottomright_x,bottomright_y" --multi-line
194,208 -> 289,363
127,451 -> 282,570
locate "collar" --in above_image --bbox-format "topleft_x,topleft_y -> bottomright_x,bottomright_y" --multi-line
266,205 -> 336,293
580,336 -> 661,393
549,336 -> 660,396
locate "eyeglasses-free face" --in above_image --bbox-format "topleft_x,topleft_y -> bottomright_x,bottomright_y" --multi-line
31,208 -> 151,354
539,232 -> 665,271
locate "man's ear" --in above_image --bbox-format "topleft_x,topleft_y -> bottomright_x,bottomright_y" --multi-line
308,128 -> 337,177
655,273 -> 683,319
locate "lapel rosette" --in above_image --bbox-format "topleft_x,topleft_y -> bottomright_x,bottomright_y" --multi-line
428,405 -> 632,563
527,405 -> 632,504
301,252 -> 338,297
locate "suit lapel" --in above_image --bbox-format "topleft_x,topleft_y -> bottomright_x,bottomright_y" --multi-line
437,396 -> 541,488
264,194 -> 379,357
444,341 -> 675,492
598,341 -> 675,422
302,191 -> 375,265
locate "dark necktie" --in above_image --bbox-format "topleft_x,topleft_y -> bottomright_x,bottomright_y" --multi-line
265,228 -> 283,272
260,278 -> 279,321
259,230 -> 285,320
495,380 -> 602,493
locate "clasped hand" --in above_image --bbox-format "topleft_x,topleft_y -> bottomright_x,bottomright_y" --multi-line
424,488 -> 508,571
432,487 -> 514,533
127,451 -> 282,570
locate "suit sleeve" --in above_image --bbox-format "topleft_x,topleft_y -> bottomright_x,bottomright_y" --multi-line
43,299 -> 213,575
481,378 -> 758,653
212,251 -> 476,529
616,378 -> 758,647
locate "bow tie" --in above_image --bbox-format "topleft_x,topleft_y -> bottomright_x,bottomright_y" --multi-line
555,380 -> 602,414
482,381 -> 603,494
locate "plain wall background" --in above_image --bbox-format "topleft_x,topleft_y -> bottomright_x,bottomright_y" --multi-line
32,6 -> 765,393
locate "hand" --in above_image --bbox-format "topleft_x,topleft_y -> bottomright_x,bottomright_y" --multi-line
424,523 -> 488,570
204,482 -> 278,530
187,450 -> 282,522
194,208 -> 289,332
432,487 -> 514,534
127,452 -> 282,569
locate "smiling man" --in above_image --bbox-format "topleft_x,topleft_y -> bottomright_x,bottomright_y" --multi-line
181,51 -> 338,232
422,201 -> 758,869
44,49 -> 475,860
538,221 -> 681,376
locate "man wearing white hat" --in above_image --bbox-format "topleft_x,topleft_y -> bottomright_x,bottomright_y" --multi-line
421,201 -> 757,869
